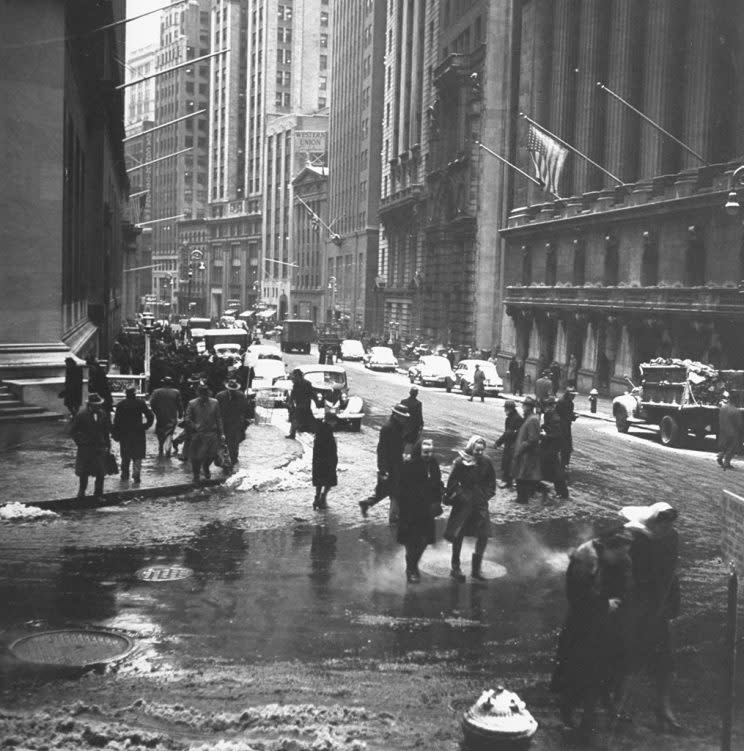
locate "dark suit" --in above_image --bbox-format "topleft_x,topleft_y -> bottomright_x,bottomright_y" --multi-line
401,395 -> 423,444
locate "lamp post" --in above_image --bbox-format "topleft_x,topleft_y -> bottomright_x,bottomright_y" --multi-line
327,275 -> 337,324
140,310 -> 155,386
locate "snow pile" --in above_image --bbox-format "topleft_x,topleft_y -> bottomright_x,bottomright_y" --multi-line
0,502 -> 57,521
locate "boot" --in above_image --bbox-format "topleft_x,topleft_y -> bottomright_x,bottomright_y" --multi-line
471,553 -> 486,581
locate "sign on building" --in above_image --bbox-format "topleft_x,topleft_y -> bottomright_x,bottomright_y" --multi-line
294,130 -> 327,154
720,490 -> 744,573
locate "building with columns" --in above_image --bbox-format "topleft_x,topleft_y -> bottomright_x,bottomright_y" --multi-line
498,0 -> 744,395
326,0 -> 386,333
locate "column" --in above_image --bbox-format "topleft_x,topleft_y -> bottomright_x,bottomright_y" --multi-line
397,0 -> 410,155
549,0 -> 578,197
408,0 -> 422,147
573,0 -> 606,193
640,0 -> 675,178
605,0 -> 639,183
681,0 -> 716,169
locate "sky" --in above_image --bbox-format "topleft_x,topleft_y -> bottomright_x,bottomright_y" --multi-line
126,0 -> 162,55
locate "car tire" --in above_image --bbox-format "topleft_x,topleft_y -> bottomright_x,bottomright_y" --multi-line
445,378 -> 453,393
659,415 -> 681,447
351,419 -> 362,432
614,406 -> 630,434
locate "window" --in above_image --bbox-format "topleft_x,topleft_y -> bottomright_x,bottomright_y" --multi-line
319,76 -> 327,91
320,33 -> 328,48
320,54 -> 327,70
318,96 -> 326,109
320,10 -> 329,27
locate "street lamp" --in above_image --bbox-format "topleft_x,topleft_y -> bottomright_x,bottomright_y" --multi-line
139,310 -> 155,385
725,165 -> 744,216
327,275 -> 337,323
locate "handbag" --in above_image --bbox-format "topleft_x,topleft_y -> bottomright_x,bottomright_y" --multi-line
213,442 -> 231,469
444,481 -> 465,506
104,451 -> 119,475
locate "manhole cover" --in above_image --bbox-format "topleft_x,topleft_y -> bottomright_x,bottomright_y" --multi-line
10,629 -> 135,667
419,557 -> 507,580
136,564 -> 193,582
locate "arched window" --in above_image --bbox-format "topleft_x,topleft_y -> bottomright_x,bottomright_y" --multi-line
572,238 -> 585,286
641,230 -> 658,286
685,225 -> 705,286
545,242 -> 557,286
521,245 -> 532,286
604,233 -> 619,286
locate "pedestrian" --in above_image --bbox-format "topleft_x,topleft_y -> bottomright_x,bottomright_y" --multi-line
508,355 -> 520,396
59,356 -> 83,416
567,354 -> 579,389
312,409 -> 338,509
512,397 -> 548,504
185,381 -> 226,484
516,357 -> 526,396
619,501 -> 682,733
70,391 -> 111,499
318,343 -> 327,365
216,379 -> 251,469
150,375 -> 183,458
397,439 -> 441,583
286,368 -> 319,439
112,386 -> 154,484
550,360 -> 562,395
359,402 -> 410,521
535,370 -> 552,413
717,391 -> 742,470
550,528 -> 634,738
401,386 -> 424,444
469,364 -> 486,402
443,435 -> 496,582
494,400 -> 523,489
86,355 -> 113,412
555,388 -> 578,468
541,396 -> 568,499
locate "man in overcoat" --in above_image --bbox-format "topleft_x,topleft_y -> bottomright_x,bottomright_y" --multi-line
112,386 -> 154,484
555,388 -> 578,468
401,386 -> 424,444
70,392 -> 111,499
512,397 -> 546,504
535,370 -> 553,413
469,364 -> 486,402
286,368 -> 318,439
495,400 -> 523,488
717,392 -> 743,469
185,381 -> 225,483
217,379 -> 251,468
60,356 -> 83,416
150,375 -> 183,458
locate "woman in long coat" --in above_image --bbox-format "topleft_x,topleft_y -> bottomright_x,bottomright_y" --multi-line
443,435 -> 496,582
550,529 -> 633,737
397,439 -> 441,582
312,412 -> 338,509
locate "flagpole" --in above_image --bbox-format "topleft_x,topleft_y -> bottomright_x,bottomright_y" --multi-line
475,140 -> 562,200
520,112 -> 625,187
122,110 -> 207,142
596,82 -> 708,166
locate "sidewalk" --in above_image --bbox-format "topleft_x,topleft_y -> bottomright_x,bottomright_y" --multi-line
0,418 -> 302,512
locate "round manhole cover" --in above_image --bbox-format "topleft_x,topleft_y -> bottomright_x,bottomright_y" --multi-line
10,629 -> 135,667
419,557 -> 507,580
136,564 -> 193,582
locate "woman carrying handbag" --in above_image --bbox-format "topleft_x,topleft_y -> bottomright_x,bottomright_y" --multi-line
443,435 -> 496,582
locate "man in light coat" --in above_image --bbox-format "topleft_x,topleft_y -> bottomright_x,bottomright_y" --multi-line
717,392 -> 743,470
150,375 -> 182,458
469,364 -> 487,402
512,396 -> 548,504
185,381 -> 225,483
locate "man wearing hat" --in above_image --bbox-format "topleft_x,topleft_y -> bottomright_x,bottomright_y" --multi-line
150,376 -> 183,458
541,395 -> 569,499
512,396 -> 548,504
535,369 -> 553,413
70,392 -> 112,499
185,381 -> 226,483
359,402 -> 410,521
217,379 -> 250,469
717,391 -> 743,470
286,368 -> 319,439
112,386 -> 154,484
401,386 -> 424,445
494,400 -> 523,489
555,388 -> 578,469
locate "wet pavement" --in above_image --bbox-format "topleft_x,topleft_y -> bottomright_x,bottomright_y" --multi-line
1,355 -> 743,749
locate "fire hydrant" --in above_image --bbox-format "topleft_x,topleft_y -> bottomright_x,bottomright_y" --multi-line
588,388 -> 598,414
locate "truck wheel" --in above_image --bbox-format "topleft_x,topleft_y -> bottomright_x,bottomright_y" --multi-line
614,406 -> 630,434
659,415 -> 681,447
351,419 -> 362,432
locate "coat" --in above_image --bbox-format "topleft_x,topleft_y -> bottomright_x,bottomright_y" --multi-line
185,396 -> 224,463
496,410 -> 524,479
61,362 -> 83,413
216,389 -> 250,437
443,456 -> 496,541
397,456 -> 440,546
540,407 -> 565,482
550,540 -> 632,700
401,395 -> 423,443
112,396 -> 154,459
718,402 -> 743,451
289,377 -> 317,431
555,395 -> 577,454
150,386 -> 182,438
312,421 -> 338,487
472,368 -> 486,395
535,376 -> 552,405
376,418 -> 405,498
512,412 -> 542,481
87,363 -> 113,410
71,405 -> 111,477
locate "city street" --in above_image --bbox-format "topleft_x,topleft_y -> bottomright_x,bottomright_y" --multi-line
1,348 -> 743,750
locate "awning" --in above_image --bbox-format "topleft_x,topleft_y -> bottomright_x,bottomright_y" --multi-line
257,309 -> 277,319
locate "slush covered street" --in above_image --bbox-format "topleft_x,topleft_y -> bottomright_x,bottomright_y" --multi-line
1,349 -> 742,750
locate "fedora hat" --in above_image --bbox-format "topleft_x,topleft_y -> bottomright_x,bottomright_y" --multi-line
226,379 -> 241,391
87,392 -> 104,405
620,501 -> 677,534
392,403 -> 410,418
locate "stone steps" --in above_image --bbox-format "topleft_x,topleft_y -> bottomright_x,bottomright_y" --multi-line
0,383 -> 66,422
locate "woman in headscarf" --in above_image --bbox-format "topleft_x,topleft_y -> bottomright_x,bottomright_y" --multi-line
397,439 -> 442,583
443,435 -> 496,582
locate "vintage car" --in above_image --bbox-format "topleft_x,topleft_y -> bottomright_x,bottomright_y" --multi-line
364,346 -> 398,372
213,342 -> 243,361
408,355 -> 455,391
453,359 -> 503,396
243,343 -> 283,367
251,358 -> 287,390
300,364 -> 364,431
339,339 -> 366,361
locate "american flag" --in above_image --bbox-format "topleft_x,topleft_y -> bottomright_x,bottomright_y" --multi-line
527,124 -> 568,196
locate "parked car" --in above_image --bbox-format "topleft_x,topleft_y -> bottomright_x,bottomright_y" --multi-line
300,364 -> 364,431
408,355 -> 455,391
364,346 -> 398,372
453,359 -> 503,396
251,358 -> 288,390
340,339 -> 366,361
243,344 -> 283,367
213,342 -> 243,361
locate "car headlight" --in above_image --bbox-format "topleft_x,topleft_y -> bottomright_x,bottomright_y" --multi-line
340,393 -> 349,405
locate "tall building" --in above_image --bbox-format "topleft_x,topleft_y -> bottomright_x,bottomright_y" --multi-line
125,43 -> 158,131
207,0 -> 332,319
149,0 -> 211,318
0,0 -> 132,404
326,0 -> 386,332
498,2 -> 744,395
377,0 -> 434,342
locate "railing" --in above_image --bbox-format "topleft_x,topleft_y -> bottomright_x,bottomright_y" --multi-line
107,373 -> 148,401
